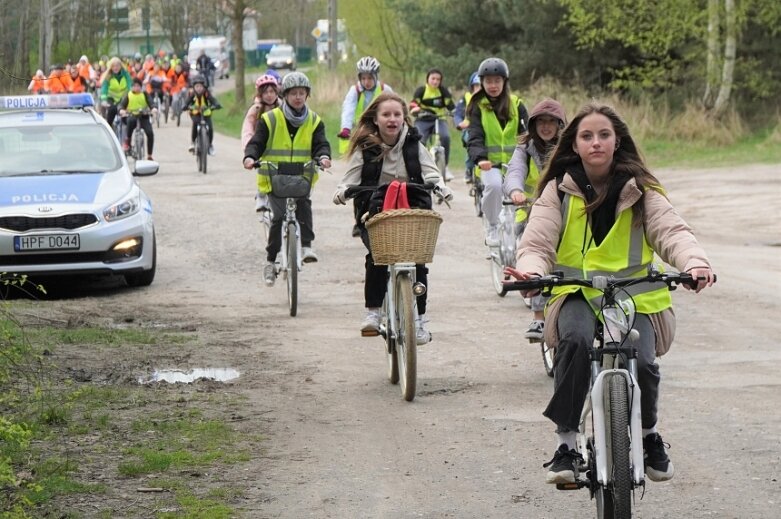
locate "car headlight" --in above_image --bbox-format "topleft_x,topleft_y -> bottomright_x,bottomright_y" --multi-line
104,190 -> 140,222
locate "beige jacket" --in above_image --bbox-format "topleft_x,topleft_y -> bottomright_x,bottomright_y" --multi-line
517,173 -> 712,355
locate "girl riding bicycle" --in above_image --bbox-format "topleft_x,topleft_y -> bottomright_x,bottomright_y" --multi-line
504,98 -> 567,341
410,68 -> 456,181
242,74 -> 281,212
185,75 -> 222,156
332,92 -> 451,345
506,102 -> 715,485
467,57 -> 529,247
242,72 -> 332,287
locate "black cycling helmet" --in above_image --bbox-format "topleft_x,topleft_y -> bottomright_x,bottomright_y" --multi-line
190,74 -> 207,86
478,57 -> 509,79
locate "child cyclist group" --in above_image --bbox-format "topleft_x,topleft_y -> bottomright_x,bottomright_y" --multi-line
240,57 -> 716,487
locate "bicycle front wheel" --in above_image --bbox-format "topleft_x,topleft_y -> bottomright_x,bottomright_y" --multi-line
541,340 -> 554,378
134,131 -> 145,161
199,126 -> 208,174
597,375 -> 633,519
383,298 -> 399,384
286,222 -> 298,317
394,272 -> 416,401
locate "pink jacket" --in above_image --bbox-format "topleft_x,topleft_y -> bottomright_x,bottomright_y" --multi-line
517,173 -> 712,355
241,97 -> 279,149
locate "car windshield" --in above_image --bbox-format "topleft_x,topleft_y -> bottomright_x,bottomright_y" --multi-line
0,123 -> 121,176
269,46 -> 293,57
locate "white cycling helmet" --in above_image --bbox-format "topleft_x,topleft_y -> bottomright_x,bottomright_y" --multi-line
356,56 -> 380,76
281,71 -> 311,95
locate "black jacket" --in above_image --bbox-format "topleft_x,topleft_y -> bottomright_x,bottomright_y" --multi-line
243,109 -> 331,162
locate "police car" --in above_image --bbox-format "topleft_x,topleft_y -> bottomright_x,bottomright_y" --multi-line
0,94 -> 158,286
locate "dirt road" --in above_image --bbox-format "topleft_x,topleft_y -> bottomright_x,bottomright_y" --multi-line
42,94 -> 781,517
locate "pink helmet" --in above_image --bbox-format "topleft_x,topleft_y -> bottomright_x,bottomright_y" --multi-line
256,74 -> 278,90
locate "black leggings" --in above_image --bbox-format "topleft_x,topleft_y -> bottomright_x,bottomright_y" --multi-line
360,227 -> 428,315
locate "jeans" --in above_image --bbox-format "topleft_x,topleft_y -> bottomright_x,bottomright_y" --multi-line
543,292 -> 660,432
266,195 -> 313,262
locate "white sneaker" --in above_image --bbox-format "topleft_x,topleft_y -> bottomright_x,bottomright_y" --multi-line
524,319 -> 545,340
208,145 -> 215,156
255,193 -> 269,212
301,247 -> 318,263
485,225 -> 500,247
263,263 -> 276,287
444,168 -> 454,182
188,142 -> 195,153
361,308 -> 381,337
415,316 -> 431,345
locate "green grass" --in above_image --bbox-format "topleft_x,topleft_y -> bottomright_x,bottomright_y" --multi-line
0,311 -> 252,517
643,128 -> 781,168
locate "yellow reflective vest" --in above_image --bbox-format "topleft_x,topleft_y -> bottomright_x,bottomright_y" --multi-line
126,91 -> 149,115
257,107 -> 321,194
478,94 -> 521,167
550,193 -> 672,316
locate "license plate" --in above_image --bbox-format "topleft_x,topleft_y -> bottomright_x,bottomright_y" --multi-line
14,234 -> 80,252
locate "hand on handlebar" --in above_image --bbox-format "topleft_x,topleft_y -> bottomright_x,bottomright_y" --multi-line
478,160 -> 492,171
503,267 -> 541,297
684,267 -> 716,293
510,191 -> 527,205
119,109 -> 127,117
243,157 -> 255,170
318,157 -> 332,169
333,188 -> 347,205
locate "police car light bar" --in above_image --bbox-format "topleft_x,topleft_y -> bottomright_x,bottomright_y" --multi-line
0,93 -> 95,110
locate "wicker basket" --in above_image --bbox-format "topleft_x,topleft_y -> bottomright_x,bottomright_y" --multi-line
366,209 -> 443,265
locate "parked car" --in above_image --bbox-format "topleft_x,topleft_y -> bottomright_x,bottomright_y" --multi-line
0,93 -> 159,287
266,44 -> 297,71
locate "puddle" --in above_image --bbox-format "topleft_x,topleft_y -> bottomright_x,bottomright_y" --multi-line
138,368 -> 239,384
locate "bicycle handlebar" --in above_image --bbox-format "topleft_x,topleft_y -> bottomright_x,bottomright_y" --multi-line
343,183 -> 450,206
503,268 -> 716,294
252,159 -> 324,172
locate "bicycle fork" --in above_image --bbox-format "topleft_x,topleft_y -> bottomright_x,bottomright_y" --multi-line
588,360 -> 645,486
380,262 -> 421,350
279,200 -> 302,278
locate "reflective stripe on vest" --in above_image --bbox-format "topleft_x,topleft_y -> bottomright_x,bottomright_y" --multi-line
550,193 -> 672,315
127,91 -> 148,114
257,107 -> 321,194
479,95 -> 520,167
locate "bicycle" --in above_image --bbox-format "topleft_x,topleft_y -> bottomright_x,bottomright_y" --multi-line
504,268 -> 714,518
127,109 -> 151,161
344,183 -> 446,401
190,111 -> 212,174
414,110 -> 450,182
254,161 -> 319,317
488,200 -> 531,297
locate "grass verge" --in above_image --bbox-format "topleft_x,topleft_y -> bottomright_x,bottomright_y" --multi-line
0,292 -> 259,517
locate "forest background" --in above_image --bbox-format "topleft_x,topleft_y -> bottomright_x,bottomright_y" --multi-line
1,0 -> 781,160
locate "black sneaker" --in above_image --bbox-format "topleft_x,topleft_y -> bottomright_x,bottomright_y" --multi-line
543,444 -> 582,484
644,433 -> 675,481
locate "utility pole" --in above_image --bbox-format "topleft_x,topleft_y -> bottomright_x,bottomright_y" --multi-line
327,0 -> 337,70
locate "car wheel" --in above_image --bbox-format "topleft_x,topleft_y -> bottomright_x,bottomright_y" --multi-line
124,234 -> 156,287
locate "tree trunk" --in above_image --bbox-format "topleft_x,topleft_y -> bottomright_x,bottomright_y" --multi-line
712,0 -> 736,118
230,1 -> 246,112
702,0 -> 719,109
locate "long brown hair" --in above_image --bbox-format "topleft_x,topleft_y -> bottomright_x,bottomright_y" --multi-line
347,92 -> 412,158
537,102 -> 665,219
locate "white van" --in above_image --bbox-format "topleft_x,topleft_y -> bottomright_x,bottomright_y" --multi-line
187,36 -> 229,81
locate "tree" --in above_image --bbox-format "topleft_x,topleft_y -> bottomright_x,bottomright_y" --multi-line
341,0 -> 425,86
223,0 -> 249,110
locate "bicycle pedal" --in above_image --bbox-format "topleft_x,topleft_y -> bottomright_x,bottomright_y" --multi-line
361,329 -> 380,338
555,481 -> 584,491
